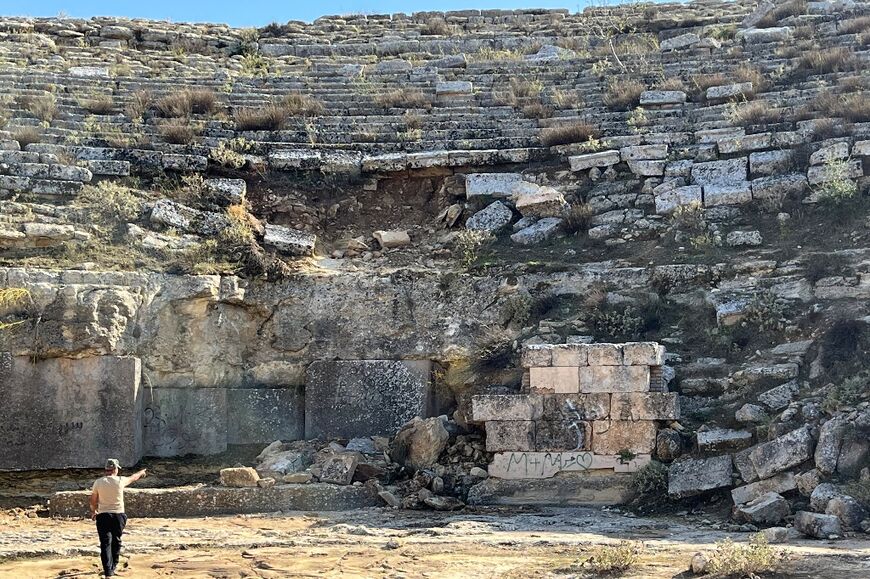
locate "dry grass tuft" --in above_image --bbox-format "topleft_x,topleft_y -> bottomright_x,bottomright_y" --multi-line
125,89 -> 152,121
839,15 -> 870,34
420,17 -> 452,36
81,94 -> 115,115
794,47 -> 857,79
812,91 -> 870,123
603,79 -> 645,111
25,94 -> 57,123
756,0 -> 806,27
12,127 -> 42,149
159,119 -> 200,144
727,100 -> 782,126
281,92 -> 325,116
375,88 -> 431,109
540,122 -> 600,147
657,77 -> 686,92
154,89 -> 219,118
234,94 -> 323,131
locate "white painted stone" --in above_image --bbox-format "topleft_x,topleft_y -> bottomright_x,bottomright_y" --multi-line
530,366 -> 580,394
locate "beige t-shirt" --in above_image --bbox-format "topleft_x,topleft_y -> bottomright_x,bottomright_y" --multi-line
92,476 -> 131,514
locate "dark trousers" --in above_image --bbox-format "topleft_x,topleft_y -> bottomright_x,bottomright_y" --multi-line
95,512 -> 127,576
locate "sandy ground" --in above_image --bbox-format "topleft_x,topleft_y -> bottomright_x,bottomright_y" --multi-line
1,507 -> 869,578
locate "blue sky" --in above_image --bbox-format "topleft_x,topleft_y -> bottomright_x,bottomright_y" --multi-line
0,0 -> 627,26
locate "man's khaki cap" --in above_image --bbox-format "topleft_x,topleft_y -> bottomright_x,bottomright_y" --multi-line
105,458 -> 121,470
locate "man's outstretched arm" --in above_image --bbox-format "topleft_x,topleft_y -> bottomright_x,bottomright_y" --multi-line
124,469 -> 147,486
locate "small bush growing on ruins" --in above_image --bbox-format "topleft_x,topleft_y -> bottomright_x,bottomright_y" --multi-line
454,229 -> 494,269
154,89 -> 219,118
733,64 -> 767,93
591,305 -> 644,341
159,119 -> 199,145
670,201 -> 706,232
470,329 -> 515,374
656,77 -> 685,92
814,159 -> 858,205
706,24 -> 737,41
726,100 -> 782,126
756,0 -> 806,28
584,541 -> 640,574
603,79 -> 645,111
743,290 -> 786,333
502,293 -> 533,327
233,27 -> 260,56
282,93 -> 324,116
626,107 -> 649,132
210,138 -> 251,170
521,102 -> 553,119
76,181 -> 143,232
793,47 -> 856,80
375,88 -> 431,109
470,47 -> 526,62
402,112 -> 423,130
26,94 -> 57,123
234,104 -> 289,131
822,372 -> 867,413
240,53 -> 270,77
689,72 -> 728,100
124,89 -> 152,121
80,94 -> 115,115
840,15 -> 870,35
703,535 -> 781,576
12,127 -> 42,149
563,202 -> 594,234
420,17 -> 453,36
396,128 -> 423,142
628,460 -> 668,500
539,123 -> 600,147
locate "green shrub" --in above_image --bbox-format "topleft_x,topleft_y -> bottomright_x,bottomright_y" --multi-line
454,229 -> 494,269
585,541 -> 640,574
814,159 -> 858,204
502,293 -> 533,327
822,373 -> 867,412
743,290 -> 785,333
76,181 -> 143,234
704,535 -> 781,576
629,460 -> 668,499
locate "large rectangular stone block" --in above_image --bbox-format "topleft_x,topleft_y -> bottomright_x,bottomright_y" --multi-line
550,344 -> 588,366
621,342 -> 665,366
591,420 -> 657,454
586,343 -> 622,365
530,366 -> 580,393
227,387 -> 304,444
143,388 -> 227,457
610,392 -> 679,421
485,420 -> 535,452
520,344 -> 552,368
542,393 -> 610,421
0,355 -> 142,470
487,451 -> 651,479
305,360 -> 431,439
472,394 -> 543,421
579,365 -> 650,393
535,419 -> 591,451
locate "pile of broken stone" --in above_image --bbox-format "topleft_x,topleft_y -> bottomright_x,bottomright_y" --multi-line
218,415 -> 490,511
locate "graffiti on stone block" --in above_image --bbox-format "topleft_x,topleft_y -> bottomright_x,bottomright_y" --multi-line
563,399 -> 586,451
505,451 -> 594,477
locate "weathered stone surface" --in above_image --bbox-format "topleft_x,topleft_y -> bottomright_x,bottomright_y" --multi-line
796,469 -> 821,496
736,492 -> 790,525
465,200 -> 513,233
143,388 -> 227,457
655,185 -> 702,214
535,419 -> 590,451
258,450 -> 312,477
656,428 -> 683,462
587,343 -> 622,365
750,150 -> 793,177
204,178 -> 246,205
640,90 -> 686,105
733,447 -> 760,483
692,158 -> 748,187
758,379 -> 799,411
468,472 -> 633,505
706,82 -> 754,101
731,472 -> 796,505
736,403 -> 769,423
591,420 -> 657,454
579,365 -> 650,393
627,160 -> 666,176
531,366 -> 580,393
697,427 -> 753,452
436,80 -> 472,95
0,356 -> 142,470
226,387 -> 305,445
622,342 -> 665,365
815,416 -> 846,475
373,229 -> 411,249
465,173 -> 526,198
809,142 -> 849,165
487,451 -> 650,479
610,392 -> 679,421
515,185 -> 568,218
319,453 -> 359,485
660,32 -> 700,50
810,482 -> 840,512
703,182 -> 752,206
392,417 -> 449,468
732,364 -> 799,386
220,467 -> 260,487
726,230 -> 763,247
807,160 -> 863,185
485,420 -> 536,452
510,217 -> 563,245
550,344 -> 589,366
669,455 -> 733,498
305,360 -> 431,439
794,511 -> 843,539
738,27 -> 792,44
749,426 -> 815,479
568,151 -> 620,171
542,393 -> 610,421
520,344 -> 552,368
826,496 -> 866,530
52,483 -> 380,517
472,394 -> 543,421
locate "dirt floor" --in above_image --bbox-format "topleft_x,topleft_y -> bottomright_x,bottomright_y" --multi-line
1,506 -> 868,578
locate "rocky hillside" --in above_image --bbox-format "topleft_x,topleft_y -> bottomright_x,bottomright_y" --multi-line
0,0 -> 869,535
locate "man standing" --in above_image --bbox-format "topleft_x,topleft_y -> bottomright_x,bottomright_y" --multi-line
89,459 -> 147,577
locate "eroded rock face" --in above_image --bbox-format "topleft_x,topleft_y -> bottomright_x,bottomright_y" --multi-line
391,417 -> 450,470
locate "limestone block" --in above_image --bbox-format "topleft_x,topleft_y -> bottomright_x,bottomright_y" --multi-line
807,159 -> 863,185
530,366 -> 580,394
737,27 -> 792,44
726,230 -> 763,247
627,160 -> 666,176
436,80 -> 472,95
142,388 -> 227,457
591,420 -> 656,454
0,356 -> 142,470
750,150 -> 793,176
226,387 -> 305,444
162,154 -> 208,172
23,223 -> 75,241
392,417 -> 449,470
733,447 -> 760,483
84,159 -> 130,176
620,144 -> 668,161
579,366 -> 650,393
586,343 -> 622,365
305,360 -> 431,438
510,217 -> 563,245
568,150 -> 620,172
622,342 -> 665,365
853,140 -> 870,156
696,427 -> 753,452
263,223 -> 316,256
520,344 -> 552,368
705,82 -> 754,101
204,178 -> 246,205
703,182 -> 752,206
717,132 -> 771,154
487,451 -> 651,479
742,1 -> 775,27
639,90 -> 686,105
362,153 -> 407,172
825,496 -> 867,530
472,394 -> 543,422
373,229 -> 411,249
485,420 -> 535,452
220,467 -> 259,487
668,455 -> 733,497
69,66 -> 110,77
319,453 -> 359,485
542,393 -> 610,421
610,392 -> 679,421
794,511 -> 842,539
731,472 -> 796,505
692,157 -> 747,186
269,149 -> 321,170
515,185 -> 568,218
465,200 -> 513,233
535,419 -> 591,451
464,172 -> 525,198
660,32 -> 700,50
810,142 -> 849,165
655,185 -> 702,214
749,426 -> 815,479
31,179 -> 84,196
736,492 -> 790,525
550,343 -> 588,366
732,364 -> 799,386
